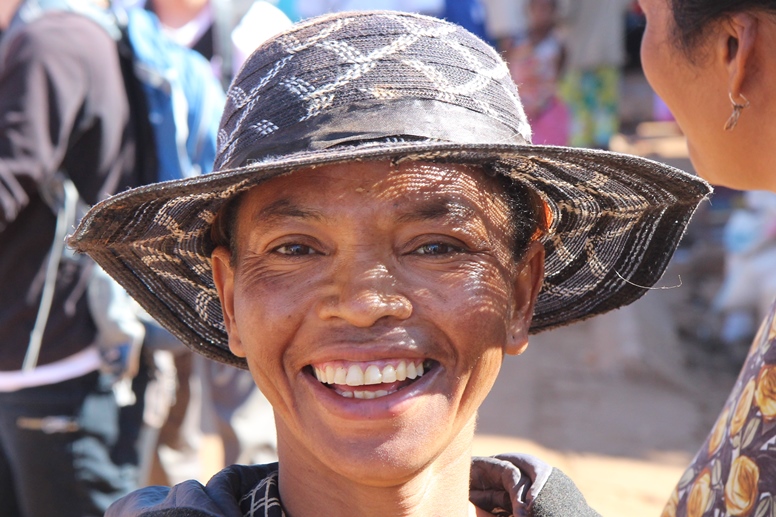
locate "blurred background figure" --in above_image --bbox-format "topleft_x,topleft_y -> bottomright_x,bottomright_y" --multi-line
296,0 -> 443,19
120,0 -> 291,85
505,0 -> 569,145
0,0 -> 154,514
557,0 -> 632,149
480,0 -> 527,52
115,0 -> 290,487
713,191 -> 776,356
296,0 -> 491,44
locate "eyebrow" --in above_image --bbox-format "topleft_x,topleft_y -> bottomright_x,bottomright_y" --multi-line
253,198 -> 323,224
396,198 -> 477,224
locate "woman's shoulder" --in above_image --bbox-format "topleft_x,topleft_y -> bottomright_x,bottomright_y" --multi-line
471,454 -> 601,516
104,463 -> 280,517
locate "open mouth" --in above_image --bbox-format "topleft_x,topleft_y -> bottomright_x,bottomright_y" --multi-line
309,359 -> 436,399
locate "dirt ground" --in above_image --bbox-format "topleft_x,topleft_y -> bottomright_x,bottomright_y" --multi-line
475,282 -> 737,517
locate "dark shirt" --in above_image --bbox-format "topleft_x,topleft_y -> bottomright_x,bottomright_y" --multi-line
0,11 -> 143,370
105,454 -> 601,516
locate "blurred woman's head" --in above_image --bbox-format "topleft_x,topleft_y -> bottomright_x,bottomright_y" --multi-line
528,0 -> 558,33
639,0 -> 776,190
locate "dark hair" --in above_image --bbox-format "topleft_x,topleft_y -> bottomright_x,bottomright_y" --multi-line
210,191 -> 245,266
209,162 -> 548,266
671,0 -> 776,52
485,166 -> 549,262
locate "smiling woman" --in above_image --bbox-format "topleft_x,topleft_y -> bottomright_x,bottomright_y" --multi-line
70,9 -> 711,517
210,161 -> 541,496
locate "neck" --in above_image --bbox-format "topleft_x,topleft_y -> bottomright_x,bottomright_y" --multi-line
277,422 -> 485,517
149,0 -> 208,28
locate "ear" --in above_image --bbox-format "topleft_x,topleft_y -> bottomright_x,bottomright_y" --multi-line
211,246 -> 246,358
505,240 -> 545,356
721,13 -> 759,99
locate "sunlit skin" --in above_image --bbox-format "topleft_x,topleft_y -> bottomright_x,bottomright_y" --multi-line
639,0 -> 776,191
211,160 -> 544,517
150,0 -> 209,29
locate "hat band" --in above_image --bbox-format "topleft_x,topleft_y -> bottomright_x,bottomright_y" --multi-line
231,98 -> 529,169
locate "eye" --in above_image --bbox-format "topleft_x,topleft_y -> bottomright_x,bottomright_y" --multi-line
273,243 -> 318,256
412,242 -> 463,256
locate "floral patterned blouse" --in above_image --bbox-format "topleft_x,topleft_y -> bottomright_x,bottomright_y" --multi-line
664,303 -> 776,517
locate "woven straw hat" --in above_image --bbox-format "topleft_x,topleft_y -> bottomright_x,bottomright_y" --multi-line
70,11 -> 711,368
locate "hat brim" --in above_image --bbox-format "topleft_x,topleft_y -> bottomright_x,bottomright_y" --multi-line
70,140 -> 711,368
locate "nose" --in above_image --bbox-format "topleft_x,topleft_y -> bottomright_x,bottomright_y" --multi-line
317,263 -> 413,327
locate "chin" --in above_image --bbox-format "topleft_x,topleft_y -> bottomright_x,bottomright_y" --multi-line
700,168 -> 767,192
309,433 -> 445,486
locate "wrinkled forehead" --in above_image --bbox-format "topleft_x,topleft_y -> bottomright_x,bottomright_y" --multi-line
237,160 -> 514,225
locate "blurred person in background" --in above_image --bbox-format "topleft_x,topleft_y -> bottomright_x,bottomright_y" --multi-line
441,0 -> 492,45
296,0 -> 444,19
505,0 -> 569,145
713,191 -> 776,355
480,0 -> 527,52
0,0 -> 155,514
117,0 -> 291,486
120,0 -> 291,85
295,0 -> 491,45
557,0 -> 632,149
638,0 -> 776,515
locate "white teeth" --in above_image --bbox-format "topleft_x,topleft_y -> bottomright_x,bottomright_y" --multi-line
364,365 -> 382,385
396,361 -> 407,381
313,360 -> 428,390
406,362 -> 417,379
382,364 -> 397,383
334,367 -> 347,384
352,389 -> 390,399
345,365 -> 364,386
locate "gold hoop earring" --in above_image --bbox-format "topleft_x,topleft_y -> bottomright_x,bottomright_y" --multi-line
724,92 -> 750,131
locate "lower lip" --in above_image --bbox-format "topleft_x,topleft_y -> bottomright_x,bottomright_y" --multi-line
303,365 -> 441,421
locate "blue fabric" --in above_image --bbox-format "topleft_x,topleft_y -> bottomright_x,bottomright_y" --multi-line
124,9 -> 225,181
443,0 -> 493,47
10,1 -> 225,183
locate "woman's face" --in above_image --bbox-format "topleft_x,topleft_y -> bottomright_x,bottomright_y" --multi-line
210,160 -> 544,490
639,0 -> 771,190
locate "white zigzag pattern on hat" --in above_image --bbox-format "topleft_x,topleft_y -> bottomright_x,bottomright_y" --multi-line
251,120 -> 279,137
126,179 -> 253,331
278,16 -> 352,55
194,289 -> 219,326
294,28 -> 443,121
217,13 -> 514,168
227,56 -> 294,110
218,56 -> 294,160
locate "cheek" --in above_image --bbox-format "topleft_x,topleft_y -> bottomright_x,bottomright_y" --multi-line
231,272 -> 309,370
641,29 -> 676,114
419,262 -> 514,359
